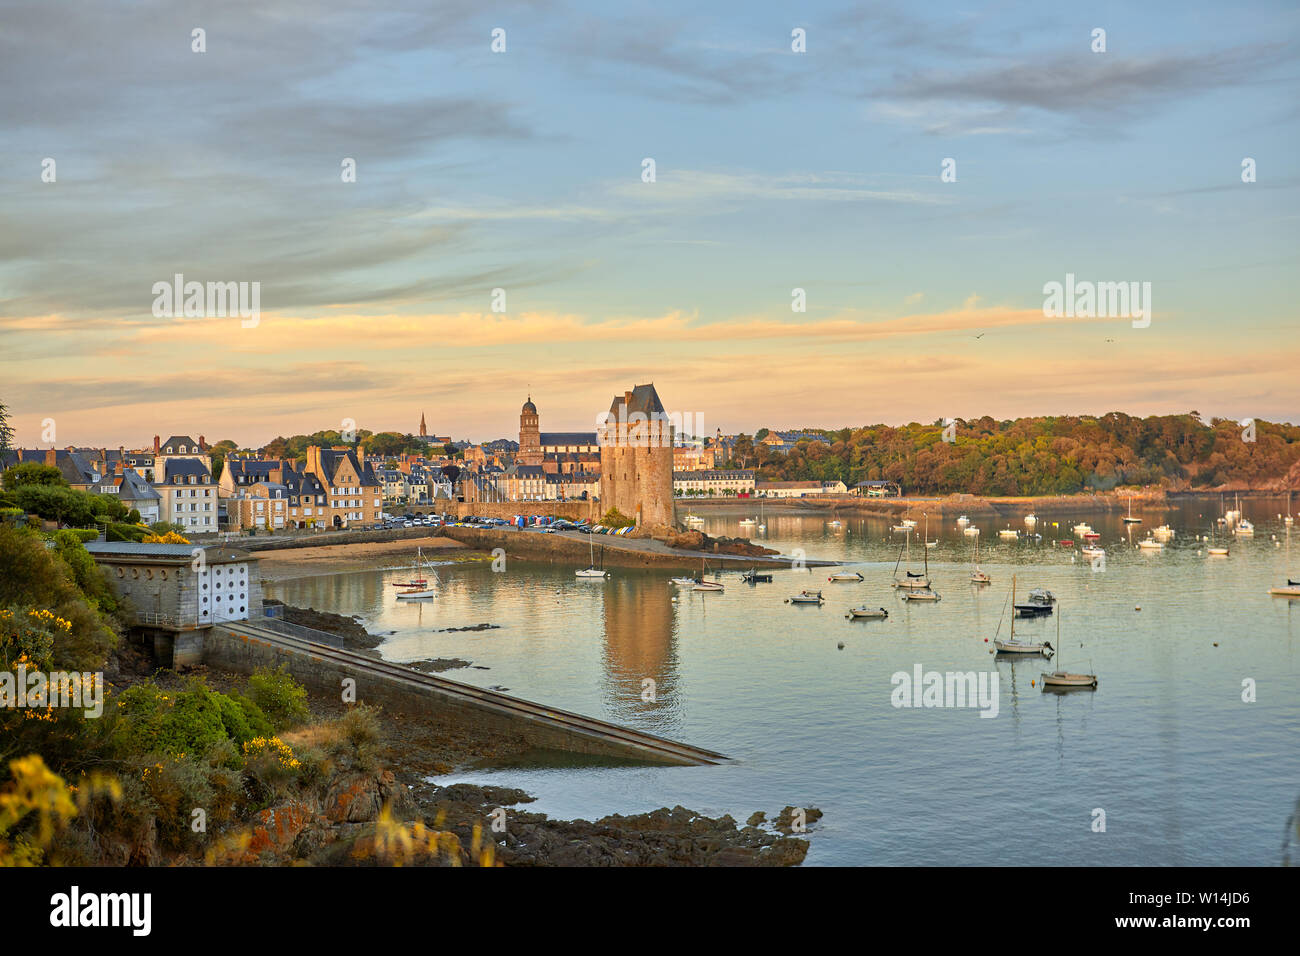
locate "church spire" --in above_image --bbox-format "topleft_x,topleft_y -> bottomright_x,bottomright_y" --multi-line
419,411 -> 427,437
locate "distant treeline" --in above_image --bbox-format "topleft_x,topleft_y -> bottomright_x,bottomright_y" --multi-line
728,414 -> 1300,496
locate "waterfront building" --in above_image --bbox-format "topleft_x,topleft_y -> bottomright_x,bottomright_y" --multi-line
673,469 -> 756,497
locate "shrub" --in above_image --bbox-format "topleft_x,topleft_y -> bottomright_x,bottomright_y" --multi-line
600,507 -> 635,528
245,665 -> 310,731
0,525 -> 118,670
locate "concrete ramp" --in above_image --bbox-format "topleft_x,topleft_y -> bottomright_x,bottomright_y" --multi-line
208,622 -> 727,767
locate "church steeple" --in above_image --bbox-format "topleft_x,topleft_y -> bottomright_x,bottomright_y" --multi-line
419,411 -> 427,437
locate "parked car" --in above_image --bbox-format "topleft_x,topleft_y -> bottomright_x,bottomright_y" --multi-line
403,520 -> 413,528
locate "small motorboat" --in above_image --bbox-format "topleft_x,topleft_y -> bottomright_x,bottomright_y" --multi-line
1059,539 -> 1074,547
740,569 -> 773,584
684,514 -> 705,527
1024,513 -> 1037,527
1073,523 -> 1093,536
1268,580 -> 1300,598
892,524 -> 912,533
1152,525 -> 1175,540
787,590 -> 824,605
739,517 -> 757,527
1082,531 -> 1101,541
901,519 -> 917,528
848,606 -> 889,619
1208,547 -> 1230,556
693,580 -> 725,592
900,588 -> 941,602
1234,518 -> 1255,536
1014,587 -> 1056,617
828,571 -> 864,583
999,528 -> 1019,539
671,576 -> 699,586
956,515 -> 970,527
1081,545 -> 1105,559
963,526 -> 980,537
1138,537 -> 1164,550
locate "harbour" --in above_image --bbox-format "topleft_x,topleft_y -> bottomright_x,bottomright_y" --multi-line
266,495 -> 1300,866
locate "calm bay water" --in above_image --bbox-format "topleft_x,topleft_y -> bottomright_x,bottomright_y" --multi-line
267,497 -> 1300,865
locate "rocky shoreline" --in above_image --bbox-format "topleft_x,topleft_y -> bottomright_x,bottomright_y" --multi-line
232,607 -> 818,866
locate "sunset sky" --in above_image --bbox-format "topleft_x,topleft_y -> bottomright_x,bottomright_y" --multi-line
2,0 -> 1297,448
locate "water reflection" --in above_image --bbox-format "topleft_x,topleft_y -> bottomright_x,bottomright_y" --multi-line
599,576 -> 681,730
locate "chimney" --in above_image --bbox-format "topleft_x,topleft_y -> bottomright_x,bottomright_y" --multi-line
198,434 -> 206,450
45,449 -> 57,467
305,445 -> 324,479
154,435 -> 160,454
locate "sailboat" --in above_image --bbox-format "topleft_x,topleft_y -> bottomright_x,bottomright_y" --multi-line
970,528 -> 991,584
892,527 -> 930,589
993,576 -> 1054,655
1208,522 -> 1229,556
692,555 -> 723,591
757,501 -> 766,533
900,518 -> 940,601
1040,610 -> 1097,689
1122,494 -> 1141,524
1234,495 -> 1254,536
1285,490 -> 1294,527
396,548 -> 436,600
576,534 -> 609,578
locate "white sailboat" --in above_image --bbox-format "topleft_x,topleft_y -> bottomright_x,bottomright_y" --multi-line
1024,513 -> 1037,528
901,518 -> 940,601
970,529 -> 991,584
1040,610 -> 1097,689
1122,495 -> 1141,524
1207,521 -> 1229,555
993,576 -> 1054,655
396,548 -> 437,600
576,534 -> 609,578
892,527 -> 930,590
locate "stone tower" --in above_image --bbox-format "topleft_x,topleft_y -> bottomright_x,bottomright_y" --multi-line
518,396 -> 542,466
419,411 -> 427,438
598,383 -> 675,529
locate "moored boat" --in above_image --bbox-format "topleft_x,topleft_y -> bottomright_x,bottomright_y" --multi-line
828,570 -> 864,583
847,605 -> 889,619
788,589 -> 824,605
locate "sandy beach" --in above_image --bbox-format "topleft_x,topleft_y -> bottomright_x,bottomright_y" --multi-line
254,535 -> 480,581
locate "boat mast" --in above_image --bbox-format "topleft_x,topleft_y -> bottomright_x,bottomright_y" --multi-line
922,514 -> 929,578
1003,580 -> 1013,639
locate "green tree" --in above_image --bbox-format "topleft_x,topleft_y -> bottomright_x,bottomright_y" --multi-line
2,463 -> 67,490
